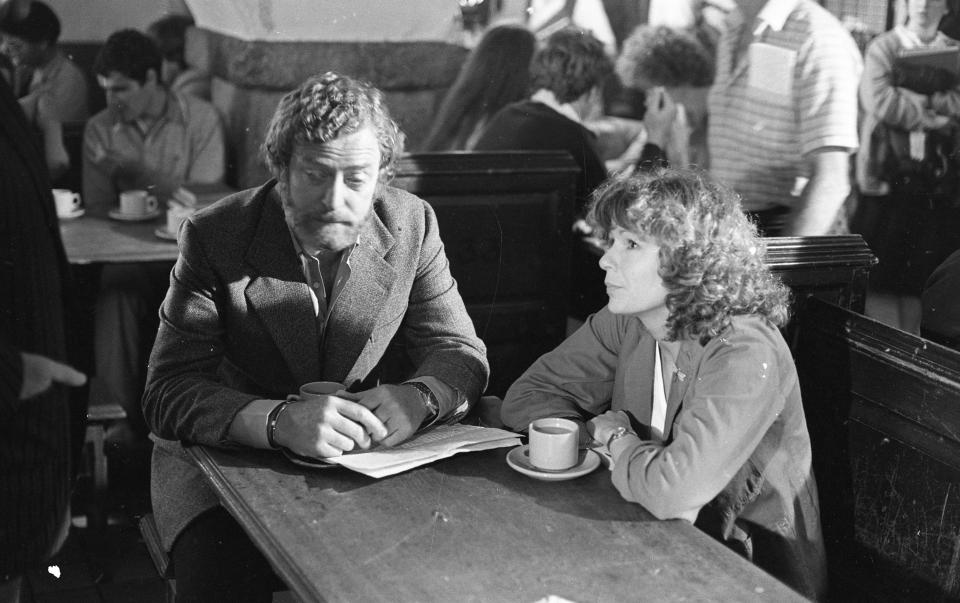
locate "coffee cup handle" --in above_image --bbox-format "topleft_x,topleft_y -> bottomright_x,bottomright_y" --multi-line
70,193 -> 81,209
145,195 -> 158,213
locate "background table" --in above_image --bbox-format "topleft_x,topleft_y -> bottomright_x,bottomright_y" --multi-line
59,210 -> 179,264
190,445 -> 804,602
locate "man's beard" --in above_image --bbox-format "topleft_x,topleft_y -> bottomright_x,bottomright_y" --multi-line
278,183 -> 371,254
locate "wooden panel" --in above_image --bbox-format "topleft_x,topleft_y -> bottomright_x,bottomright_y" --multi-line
394,152 -> 579,396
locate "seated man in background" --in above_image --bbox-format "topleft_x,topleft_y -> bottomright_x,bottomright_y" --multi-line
143,72 -> 488,602
0,0 -> 87,178
147,13 -> 210,100
0,0 -> 88,122
473,27 -> 614,319
82,29 -> 224,444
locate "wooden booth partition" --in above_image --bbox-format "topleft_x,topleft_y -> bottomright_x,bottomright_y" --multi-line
795,296 -> 960,600
393,151 -> 579,397
764,234 -> 877,314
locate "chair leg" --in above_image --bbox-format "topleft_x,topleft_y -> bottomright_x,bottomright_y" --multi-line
84,424 -> 108,532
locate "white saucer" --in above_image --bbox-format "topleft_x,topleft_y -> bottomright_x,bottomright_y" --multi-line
506,445 -> 600,481
108,208 -> 162,222
282,447 -> 339,469
153,227 -> 178,241
57,208 -> 85,220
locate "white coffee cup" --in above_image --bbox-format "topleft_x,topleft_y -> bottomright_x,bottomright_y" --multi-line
528,417 -> 579,471
299,381 -> 344,399
119,189 -> 158,216
52,189 -> 81,216
166,205 -> 195,236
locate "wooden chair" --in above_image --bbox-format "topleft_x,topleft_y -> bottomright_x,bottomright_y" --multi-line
394,151 -> 579,397
82,403 -> 126,531
139,513 -> 176,603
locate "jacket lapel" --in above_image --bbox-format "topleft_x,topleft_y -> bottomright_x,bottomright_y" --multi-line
243,193 -> 321,385
322,211 -> 397,383
665,341 -> 703,436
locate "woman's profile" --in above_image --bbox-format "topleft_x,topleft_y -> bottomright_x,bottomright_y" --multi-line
501,168 -> 827,600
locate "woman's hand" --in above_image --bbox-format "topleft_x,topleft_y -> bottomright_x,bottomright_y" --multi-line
587,410 -> 632,449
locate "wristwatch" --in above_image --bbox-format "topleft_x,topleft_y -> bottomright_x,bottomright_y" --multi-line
606,425 -> 635,449
406,381 -> 440,427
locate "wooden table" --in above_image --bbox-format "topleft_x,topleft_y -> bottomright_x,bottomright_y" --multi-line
59,210 -> 179,264
190,446 -> 804,602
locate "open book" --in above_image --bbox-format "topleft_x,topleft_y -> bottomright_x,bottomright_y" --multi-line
288,424 -> 521,478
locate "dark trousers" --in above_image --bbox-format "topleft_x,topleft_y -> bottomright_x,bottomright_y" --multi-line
171,507 -> 283,603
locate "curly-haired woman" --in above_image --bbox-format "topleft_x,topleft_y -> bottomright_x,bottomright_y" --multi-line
501,168 -> 826,600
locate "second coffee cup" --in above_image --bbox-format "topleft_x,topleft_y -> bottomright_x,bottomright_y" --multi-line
299,381 -> 344,399
119,189 -> 158,215
528,417 -> 579,471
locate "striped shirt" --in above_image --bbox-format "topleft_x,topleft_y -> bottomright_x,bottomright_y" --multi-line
708,0 -> 861,211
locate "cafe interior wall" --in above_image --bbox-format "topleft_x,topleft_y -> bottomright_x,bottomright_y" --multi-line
182,0 -> 471,188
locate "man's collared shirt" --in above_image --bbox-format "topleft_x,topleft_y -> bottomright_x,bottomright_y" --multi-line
708,0 -> 861,212
82,90 -> 224,210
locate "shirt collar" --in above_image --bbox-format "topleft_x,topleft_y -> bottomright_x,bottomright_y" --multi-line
752,0 -> 801,35
530,88 -> 583,124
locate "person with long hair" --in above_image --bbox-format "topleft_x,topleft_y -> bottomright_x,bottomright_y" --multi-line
421,24 -> 535,151
501,168 -> 826,600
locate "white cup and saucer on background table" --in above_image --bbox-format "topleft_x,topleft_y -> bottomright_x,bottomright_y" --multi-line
53,188 -> 84,219
154,203 -> 195,241
281,381 -> 347,469
108,189 -> 161,221
506,417 -> 600,481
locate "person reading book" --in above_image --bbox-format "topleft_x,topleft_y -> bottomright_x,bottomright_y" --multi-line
142,71 -> 489,603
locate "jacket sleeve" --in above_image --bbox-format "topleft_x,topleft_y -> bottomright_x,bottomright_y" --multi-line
399,200 -> 489,417
500,307 -> 624,431
141,218 -> 260,446
610,326 -> 787,521
861,35 -> 927,131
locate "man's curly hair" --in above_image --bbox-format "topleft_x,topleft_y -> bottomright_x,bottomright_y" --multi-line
530,27 -> 612,103
587,168 -> 790,344
616,25 -> 714,89
261,72 -> 405,182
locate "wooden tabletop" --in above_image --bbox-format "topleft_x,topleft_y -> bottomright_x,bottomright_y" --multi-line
190,445 -> 804,602
59,209 -> 179,264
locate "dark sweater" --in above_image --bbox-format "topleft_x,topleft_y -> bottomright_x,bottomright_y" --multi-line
473,100 -> 607,214
0,75 -> 72,576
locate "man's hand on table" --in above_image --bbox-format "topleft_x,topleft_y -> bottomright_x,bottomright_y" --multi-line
273,393 -> 388,459
340,384 -> 431,448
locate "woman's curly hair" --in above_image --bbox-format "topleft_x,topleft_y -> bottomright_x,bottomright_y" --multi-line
531,27 -> 612,103
261,71 -> 405,182
616,25 -> 714,89
587,168 -> 790,344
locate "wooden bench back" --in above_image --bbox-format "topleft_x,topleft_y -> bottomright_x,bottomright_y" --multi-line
393,151 -> 579,396
795,296 -> 960,599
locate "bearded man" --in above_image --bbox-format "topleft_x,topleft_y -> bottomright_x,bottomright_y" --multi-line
142,71 -> 489,602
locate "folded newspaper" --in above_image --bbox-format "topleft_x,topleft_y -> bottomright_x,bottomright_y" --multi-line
320,424 -> 521,478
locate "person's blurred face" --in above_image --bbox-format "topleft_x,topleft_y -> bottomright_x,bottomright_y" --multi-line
908,0 -> 949,30
98,69 -> 158,122
279,127 -> 382,254
0,33 -> 44,67
598,226 -> 670,327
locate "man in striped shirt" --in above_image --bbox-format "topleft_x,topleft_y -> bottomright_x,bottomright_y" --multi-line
708,0 -> 862,236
